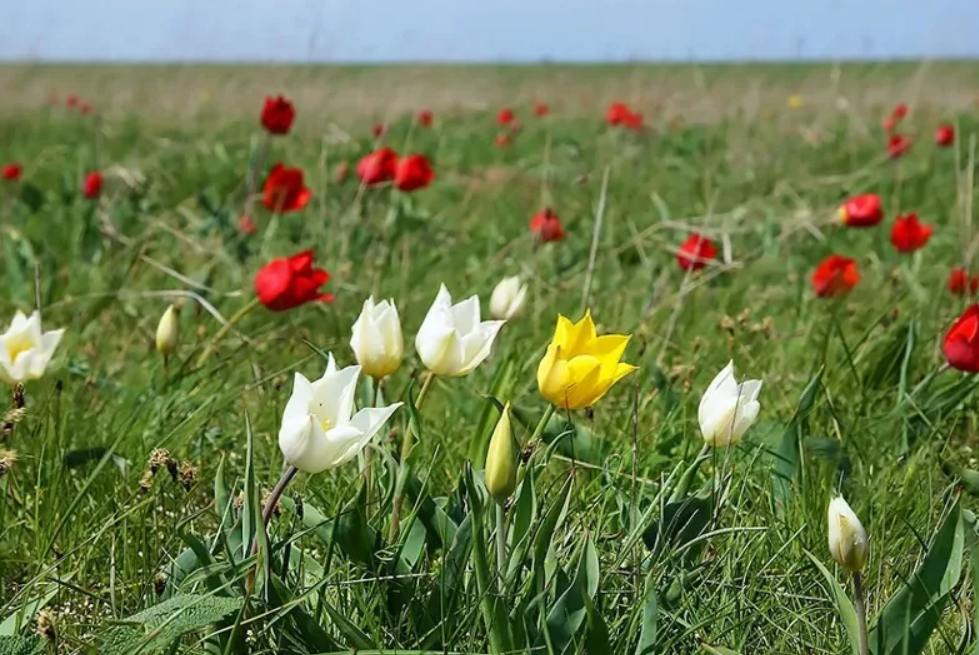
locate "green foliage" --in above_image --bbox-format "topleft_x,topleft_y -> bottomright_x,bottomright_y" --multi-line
101,594 -> 243,655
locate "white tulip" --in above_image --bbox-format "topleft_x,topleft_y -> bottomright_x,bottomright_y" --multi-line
415,284 -> 505,377
827,496 -> 868,572
698,360 -> 762,447
0,311 -> 65,385
278,354 -> 402,474
350,297 -> 403,379
155,305 -> 179,356
489,276 -> 528,321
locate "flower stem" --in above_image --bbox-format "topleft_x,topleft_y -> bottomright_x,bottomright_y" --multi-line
262,465 -> 298,526
514,404 -> 556,487
364,376 -> 381,509
194,297 -> 261,368
495,501 -> 508,577
388,370 -> 435,542
853,571 -> 868,655
242,134 -> 270,220
668,443 -> 711,504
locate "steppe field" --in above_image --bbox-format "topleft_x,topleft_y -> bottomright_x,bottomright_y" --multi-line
2,62 -> 979,654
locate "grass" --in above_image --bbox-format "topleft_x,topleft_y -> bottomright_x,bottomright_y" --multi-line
1,62 -> 979,654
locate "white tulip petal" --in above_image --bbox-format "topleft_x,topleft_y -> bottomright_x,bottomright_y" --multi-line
450,295 -> 481,335
311,363 -> 361,427
332,403 -> 404,467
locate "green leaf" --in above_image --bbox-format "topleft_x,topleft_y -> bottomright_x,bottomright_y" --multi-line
0,579 -> 65,636
771,369 -> 823,514
583,592 -> 611,655
18,184 -> 44,213
634,571 -> 658,655
805,551 -> 861,655
335,482 -> 380,570
869,502 -> 965,655
700,644 -> 743,655
468,358 -> 516,467
102,594 -> 243,655
320,597 -> 377,651
543,537 -> 600,654
642,496 -> 711,558
0,636 -> 43,655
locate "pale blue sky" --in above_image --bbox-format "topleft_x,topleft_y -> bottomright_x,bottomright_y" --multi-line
2,0 -> 977,62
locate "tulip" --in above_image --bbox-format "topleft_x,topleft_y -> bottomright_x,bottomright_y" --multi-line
676,233 -> 717,271
372,123 -> 386,138
489,276 -> 528,321
529,207 -> 565,243
394,154 -> 435,192
415,285 -> 504,377
537,311 -> 636,410
827,496 -> 868,572
892,103 -> 908,119
260,95 -> 296,135
357,148 -> 398,186
262,163 -> 311,213
155,305 -> 179,357
350,297 -> 403,379
534,103 -> 549,117
811,254 -> 860,297
278,354 -> 402,474
417,110 -> 433,127
944,304 -> 979,372
888,134 -> 912,159
0,311 -> 65,385
485,403 -> 517,502
497,108 -> 515,126
838,194 -> 883,228
948,268 -> 979,296
787,94 -> 803,109
255,250 -> 333,311
83,172 -> 103,200
2,164 -> 22,181
935,124 -> 955,147
622,111 -> 644,131
606,102 -> 630,126
698,361 -> 762,447
66,95 -> 79,108
494,133 -> 512,149
890,212 -> 932,253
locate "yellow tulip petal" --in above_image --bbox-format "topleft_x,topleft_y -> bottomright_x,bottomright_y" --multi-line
538,344 -> 572,406
565,357 -> 605,409
585,333 -> 630,360
553,315 -> 575,349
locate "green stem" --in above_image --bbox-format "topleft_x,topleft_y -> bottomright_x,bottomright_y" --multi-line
194,296 -> 261,368
515,403 -> 557,487
668,443 -> 711,503
853,571 -> 868,655
495,501 -> 507,577
364,376 -> 381,509
388,370 -> 435,542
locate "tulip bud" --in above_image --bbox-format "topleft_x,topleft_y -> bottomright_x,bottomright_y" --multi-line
489,276 -> 528,321
485,403 -> 517,502
155,305 -> 179,356
698,361 -> 762,447
350,297 -> 404,379
827,497 -> 868,572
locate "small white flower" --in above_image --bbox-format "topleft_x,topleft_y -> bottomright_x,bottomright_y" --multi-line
0,311 -> 65,385
278,354 -> 402,474
350,296 -> 403,379
827,496 -> 868,572
489,276 -> 528,321
415,284 -> 505,377
698,360 -> 762,447
155,305 -> 179,356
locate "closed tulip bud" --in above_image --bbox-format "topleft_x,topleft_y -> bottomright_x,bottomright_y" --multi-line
350,297 -> 404,379
415,284 -> 504,377
489,277 -> 528,321
485,403 -> 517,502
155,305 -> 179,356
698,361 -> 762,447
827,497 -> 868,572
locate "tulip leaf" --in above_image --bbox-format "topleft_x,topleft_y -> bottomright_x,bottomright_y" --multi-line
805,551 -> 861,655
418,514 -> 473,646
634,571 -> 659,655
771,368 -> 823,515
642,496 -> 711,558
468,357 -> 516,468
267,575 -> 337,652
699,644 -> 743,655
583,592 -> 611,655
542,537 -> 600,654
335,483 -> 381,570
505,466 -> 538,586
869,501 -> 965,655
18,183 -> 44,213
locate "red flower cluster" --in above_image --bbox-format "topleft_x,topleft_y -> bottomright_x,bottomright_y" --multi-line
255,250 -> 333,311
261,96 -> 295,135
944,304 -> 979,372
890,213 -> 932,253
355,148 -> 434,192
2,164 -> 22,181
676,234 -> 717,271
262,163 -> 311,213
530,207 -> 565,242
606,102 -> 642,130
812,255 -> 860,297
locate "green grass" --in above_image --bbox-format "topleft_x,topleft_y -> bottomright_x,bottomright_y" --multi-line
1,63 -> 979,654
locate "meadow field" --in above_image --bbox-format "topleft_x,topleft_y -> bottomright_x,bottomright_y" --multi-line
2,62 -> 979,654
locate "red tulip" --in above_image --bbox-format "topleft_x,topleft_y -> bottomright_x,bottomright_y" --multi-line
66,95 -> 79,108
838,193 -> 883,228
943,304 -> 979,372
394,154 -> 434,192
883,115 -> 898,133
534,103 -> 549,117
356,148 -> 398,186
497,108 -> 515,126
83,172 -> 103,199
238,214 -> 257,234
892,103 -> 908,120
417,110 -> 433,127
262,163 -> 311,213
935,124 -> 955,147
888,134 -> 912,159
623,111 -> 644,131
260,95 -> 295,135
254,250 -> 333,311
606,102 -> 630,126
948,268 -> 979,296
2,164 -> 22,181
529,207 -> 565,242
494,133 -> 511,149
80,103 -> 92,115
676,233 -> 717,271
811,254 -> 860,297
890,212 -> 933,253
372,123 -> 386,138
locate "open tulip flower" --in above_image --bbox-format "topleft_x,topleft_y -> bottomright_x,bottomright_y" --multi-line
415,284 -> 505,377
676,233 -> 717,271
537,311 -> 636,410
811,254 -> 860,297
944,304 -> 979,372
350,297 -> 404,380
838,193 -> 883,227
0,311 -> 65,385
255,250 -> 333,311
278,354 -> 403,474
262,163 -> 311,213
530,207 -> 566,242
394,154 -> 435,192
698,361 -> 762,447
357,148 -> 398,186
260,95 -> 295,135
890,212 -> 932,253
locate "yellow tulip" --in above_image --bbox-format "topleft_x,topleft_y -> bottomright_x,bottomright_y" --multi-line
787,94 -> 803,109
537,311 -> 636,410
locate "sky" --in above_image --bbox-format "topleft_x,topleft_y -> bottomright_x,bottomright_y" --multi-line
2,0 -> 978,63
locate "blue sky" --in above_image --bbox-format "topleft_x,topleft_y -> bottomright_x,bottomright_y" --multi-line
2,0 -> 977,62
